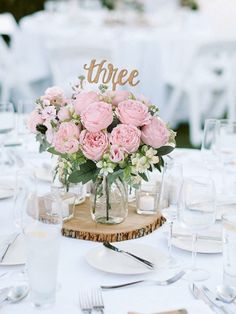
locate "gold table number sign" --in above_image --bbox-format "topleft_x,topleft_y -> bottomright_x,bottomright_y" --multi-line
84,59 -> 140,91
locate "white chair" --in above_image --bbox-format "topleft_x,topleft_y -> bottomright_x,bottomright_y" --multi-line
0,13 -> 18,36
164,40 -> 236,146
46,36 -> 113,94
0,14 -> 35,101
0,36 -> 12,101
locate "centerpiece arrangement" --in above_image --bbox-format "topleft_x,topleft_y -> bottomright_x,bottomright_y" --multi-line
28,60 -> 176,225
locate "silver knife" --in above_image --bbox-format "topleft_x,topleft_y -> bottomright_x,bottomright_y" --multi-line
201,286 -> 233,314
173,234 -> 222,242
189,283 -> 222,314
103,242 -> 155,269
0,233 -> 20,263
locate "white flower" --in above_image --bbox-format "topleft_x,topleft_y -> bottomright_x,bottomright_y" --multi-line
146,147 -> 157,159
97,159 -> 115,176
151,156 -> 159,164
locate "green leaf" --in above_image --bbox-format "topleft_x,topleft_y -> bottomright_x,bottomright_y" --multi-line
68,160 -> 99,184
156,146 -> 175,156
138,172 -> 148,182
47,147 -> 67,158
107,169 -> 124,186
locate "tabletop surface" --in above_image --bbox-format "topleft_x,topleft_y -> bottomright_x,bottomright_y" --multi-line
0,147 -> 232,314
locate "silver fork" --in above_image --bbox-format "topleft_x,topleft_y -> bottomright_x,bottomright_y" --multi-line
79,290 -> 92,314
91,288 -> 104,313
101,270 -> 185,290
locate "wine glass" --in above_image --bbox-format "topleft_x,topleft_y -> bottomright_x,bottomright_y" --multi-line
0,102 -> 15,168
201,118 -> 220,173
159,158 -> 183,267
177,176 -> 216,281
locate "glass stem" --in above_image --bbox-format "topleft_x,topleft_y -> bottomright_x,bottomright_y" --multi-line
191,233 -> 198,270
168,220 -> 174,260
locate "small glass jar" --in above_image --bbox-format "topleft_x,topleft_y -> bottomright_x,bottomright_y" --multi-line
136,182 -> 161,215
90,176 -> 128,224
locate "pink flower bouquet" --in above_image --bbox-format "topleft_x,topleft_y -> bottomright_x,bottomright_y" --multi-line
29,81 -> 176,188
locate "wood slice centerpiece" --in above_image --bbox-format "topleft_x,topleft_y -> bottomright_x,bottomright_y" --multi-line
62,198 -> 165,242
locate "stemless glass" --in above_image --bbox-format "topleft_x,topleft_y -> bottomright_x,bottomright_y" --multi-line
159,159 -> 183,267
178,176 -> 216,281
201,119 -> 220,172
0,102 -> 15,167
14,169 -> 62,308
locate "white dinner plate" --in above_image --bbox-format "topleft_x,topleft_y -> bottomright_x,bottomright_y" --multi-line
0,234 -> 26,266
86,242 -> 168,275
171,224 -> 222,254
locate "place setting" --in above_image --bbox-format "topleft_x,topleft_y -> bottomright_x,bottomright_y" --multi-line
1,1 -> 236,311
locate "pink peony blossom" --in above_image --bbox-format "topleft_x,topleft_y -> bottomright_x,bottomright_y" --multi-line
80,130 -> 109,161
106,90 -> 131,106
42,86 -> 65,106
116,100 -> 151,127
74,91 -> 99,114
141,117 -> 170,149
58,107 -> 71,121
41,106 -> 56,120
53,122 -> 80,154
27,110 -> 44,133
81,101 -> 113,132
109,145 -> 124,163
110,124 -> 141,153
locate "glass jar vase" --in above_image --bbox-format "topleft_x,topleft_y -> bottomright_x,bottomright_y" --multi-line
90,176 -> 128,224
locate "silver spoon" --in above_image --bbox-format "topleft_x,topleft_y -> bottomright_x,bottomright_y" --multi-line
216,285 -> 236,304
0,284 -> 29,306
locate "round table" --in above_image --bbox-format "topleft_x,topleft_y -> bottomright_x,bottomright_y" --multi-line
0,145 -> 228,314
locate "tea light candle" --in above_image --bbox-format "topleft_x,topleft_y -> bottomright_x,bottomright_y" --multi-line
139,194 -> 155,211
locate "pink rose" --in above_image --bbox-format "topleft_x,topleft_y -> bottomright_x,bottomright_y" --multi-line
41,106 -> 56,120
53,122 -> 80,154
106,90 -> 131,106
109,145 -> 124,163
141,117 -> 170,149
27,110 -> 44,133
81,101 -> 113,132
42,86 -> 65,106
58,107 -> 70,121
74,91 -> 99,114
116,100 -> 151,127
110,124 -> 141,153
80,130 -> 108,161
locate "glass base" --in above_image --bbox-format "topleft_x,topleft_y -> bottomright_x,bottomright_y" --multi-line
92,215 -> 125,225
31,291 -> 55,309
183,267 -> 210,282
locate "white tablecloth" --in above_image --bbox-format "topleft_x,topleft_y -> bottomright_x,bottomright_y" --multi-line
0,146 -> 230,314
